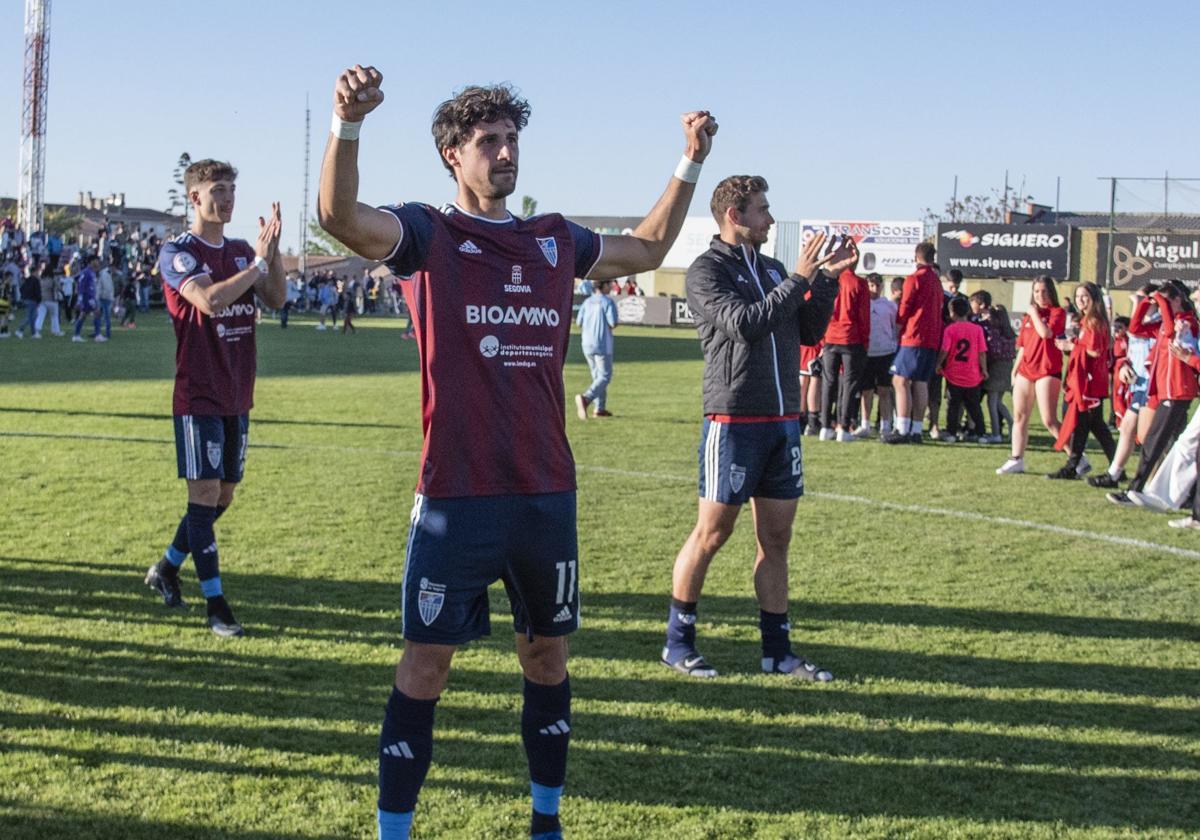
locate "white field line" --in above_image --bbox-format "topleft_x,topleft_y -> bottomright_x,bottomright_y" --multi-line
5,429 -> 1200,561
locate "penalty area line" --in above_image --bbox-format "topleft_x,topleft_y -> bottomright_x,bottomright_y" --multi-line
575,464 -> 1200,561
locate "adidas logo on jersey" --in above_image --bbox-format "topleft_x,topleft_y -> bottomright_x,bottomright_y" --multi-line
539,719 -> 571,736
382,741 -> 414,759
458,240 -> 482,254
553,605 -> 573,623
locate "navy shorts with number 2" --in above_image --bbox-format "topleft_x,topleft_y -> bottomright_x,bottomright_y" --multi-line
697,417 -> 804,505
402,491 -> 580,645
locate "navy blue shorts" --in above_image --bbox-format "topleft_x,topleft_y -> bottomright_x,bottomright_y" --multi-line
891,346 -> 937,382
698,417 -> 804,505
173,414 -> 249,482
1130,376 -> 1150,413
402,491 -> 579,645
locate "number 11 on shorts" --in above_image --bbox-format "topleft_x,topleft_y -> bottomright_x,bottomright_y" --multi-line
555,560 -> 577,604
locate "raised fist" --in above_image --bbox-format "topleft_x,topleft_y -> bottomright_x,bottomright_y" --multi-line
334,64 -> 384,123
681,111 -> 718,164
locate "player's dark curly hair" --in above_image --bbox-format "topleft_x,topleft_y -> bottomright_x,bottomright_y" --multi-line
710,175 -> 768,223
184,159 -> 237,192
431,84 -> 531,179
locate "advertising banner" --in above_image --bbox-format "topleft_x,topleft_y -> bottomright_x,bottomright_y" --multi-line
671,297 -> 695,326
1094,232 -> 1200,289
801,220 -> 923,276
937,223 -> 1070,279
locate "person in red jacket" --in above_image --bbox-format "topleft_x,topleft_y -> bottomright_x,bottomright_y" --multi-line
882,241 -> 943,444
799,338 -> 824,435
1109,279 -> 1200,505
818,255 -> 870,442
1110,316 -> 1130,422
997,276 -> 1066,475
1048,283 -> 1115,479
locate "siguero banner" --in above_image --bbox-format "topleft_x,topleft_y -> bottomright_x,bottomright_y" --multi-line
1094,232 -> 1200,289
937,223 -> 1070,279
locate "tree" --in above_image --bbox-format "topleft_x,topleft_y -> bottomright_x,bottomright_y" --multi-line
521,195 -> 537,218
306,219 -> 353,256
43,206 -> 82,239
922,187 -> 1035,228
166,152 -> 192,224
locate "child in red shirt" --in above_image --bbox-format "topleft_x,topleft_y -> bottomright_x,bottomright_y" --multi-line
937,297 -> 988,442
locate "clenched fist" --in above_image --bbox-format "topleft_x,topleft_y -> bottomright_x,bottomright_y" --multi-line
334,64 -> 384,123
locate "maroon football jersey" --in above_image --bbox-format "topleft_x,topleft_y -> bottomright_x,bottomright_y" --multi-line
382,203 -> 601,497
159,233 -> 259,416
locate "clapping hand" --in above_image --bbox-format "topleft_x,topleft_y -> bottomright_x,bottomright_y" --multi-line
256,202 -> 282,263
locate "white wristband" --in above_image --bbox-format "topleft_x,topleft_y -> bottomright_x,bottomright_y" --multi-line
674,155 -> 702,184
331,113 -> 362,141
253,256 -> 269,275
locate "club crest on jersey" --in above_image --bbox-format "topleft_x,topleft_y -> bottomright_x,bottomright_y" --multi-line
206,441 -> 222,469
418,578 -> 447,626
536,237 -> 558,268
235,257 -> 248,270
767,268 -> 781,283
511,265 -> 523,283
172,252 -> 197,274
730,464 -> 746,493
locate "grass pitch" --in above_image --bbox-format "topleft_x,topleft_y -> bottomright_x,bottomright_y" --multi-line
0,312 -> 1197,839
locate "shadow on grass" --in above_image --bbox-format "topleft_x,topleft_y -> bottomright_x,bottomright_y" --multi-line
3,557 -> 1199,830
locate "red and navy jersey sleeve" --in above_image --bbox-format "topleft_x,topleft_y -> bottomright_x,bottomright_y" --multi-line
159,239 -> 205,291
379,203 -> 435,277
563,220 -> 602,279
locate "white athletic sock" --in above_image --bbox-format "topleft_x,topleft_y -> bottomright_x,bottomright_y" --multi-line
911,420 -> 924,434
1108,463 -> 1122,479
897,417 -> 911,434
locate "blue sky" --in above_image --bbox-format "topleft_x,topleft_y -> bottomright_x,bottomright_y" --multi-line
3,1 -> 1199,246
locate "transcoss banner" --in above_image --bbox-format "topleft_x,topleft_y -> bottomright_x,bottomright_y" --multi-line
800,220 -> 923,276
937,223 -> 1070,279
1094,232 -> 1200,289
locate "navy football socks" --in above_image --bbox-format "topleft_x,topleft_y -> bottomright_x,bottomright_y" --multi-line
378,687 -> 438,836
165,504 -> 226,567
185,502 -> 224,598
760,609 -> 792,665
664,598 -> 699,662
522,676 -> 570,833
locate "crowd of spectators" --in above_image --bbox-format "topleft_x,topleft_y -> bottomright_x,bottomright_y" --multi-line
0,217 -> 164,341
801,249 -> 1200,529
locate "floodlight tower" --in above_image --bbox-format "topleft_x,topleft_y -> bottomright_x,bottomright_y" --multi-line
17,0 -> 51,238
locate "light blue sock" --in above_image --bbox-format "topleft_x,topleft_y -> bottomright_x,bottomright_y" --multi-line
531,782 -> 563,816
199,576 -> 223,598
164,545 -> 187,567
378,808 -> 413,840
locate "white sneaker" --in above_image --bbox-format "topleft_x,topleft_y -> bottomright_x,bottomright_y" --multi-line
14,330 -> 23,339
71,335 -> 84,343
996,456 -> 1025,475
32,332 -> 41,339
94,334 -> 107,342
819,428 -> 836,441
1075,455 -> 1092,477
836,429 -> 855,443
315,324 -> 326,331
1167,516 -> 1200,530
928,428 -> 941,441
853,425 -> 872,439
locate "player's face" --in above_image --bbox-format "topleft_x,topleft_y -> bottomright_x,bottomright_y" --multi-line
734,192 -> 773,246
867,280 -> 880,299
454,119 -> 519,200
191,179 -> 236,225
